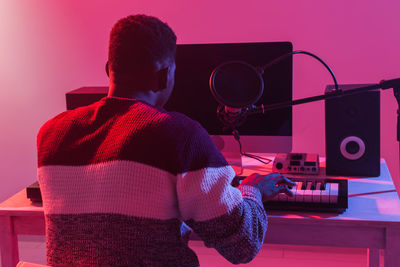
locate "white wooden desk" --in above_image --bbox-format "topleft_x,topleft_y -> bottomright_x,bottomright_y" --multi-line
1,158 -> 399,267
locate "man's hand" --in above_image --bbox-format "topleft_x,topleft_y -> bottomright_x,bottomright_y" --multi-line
240,173 -> 296,202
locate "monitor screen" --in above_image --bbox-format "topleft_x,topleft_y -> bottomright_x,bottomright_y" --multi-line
164,42 -> 293,153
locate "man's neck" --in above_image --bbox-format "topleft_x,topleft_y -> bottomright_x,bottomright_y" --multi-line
108,83 -> 158,106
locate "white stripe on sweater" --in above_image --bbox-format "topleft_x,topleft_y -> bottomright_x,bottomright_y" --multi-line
177,165 -> 242,221
38,161 -> 242,221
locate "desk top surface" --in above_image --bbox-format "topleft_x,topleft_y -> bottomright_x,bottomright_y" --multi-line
1,155 -> 399,225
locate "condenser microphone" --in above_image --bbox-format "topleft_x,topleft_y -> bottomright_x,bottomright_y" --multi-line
209,61 -> 265,128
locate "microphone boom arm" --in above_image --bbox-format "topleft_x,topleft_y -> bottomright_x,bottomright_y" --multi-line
261,80 -> 397,112
216,78 -> 399,129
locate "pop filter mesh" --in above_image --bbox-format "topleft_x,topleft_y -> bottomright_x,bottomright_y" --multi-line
210,61 -> 264,108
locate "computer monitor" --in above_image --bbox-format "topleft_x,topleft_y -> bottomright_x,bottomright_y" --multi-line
66,42 -> 293,154
164,42 -> 293,153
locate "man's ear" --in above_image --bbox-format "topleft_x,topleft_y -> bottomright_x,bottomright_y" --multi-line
155,67 -> 169,91
105,61 -> 110,77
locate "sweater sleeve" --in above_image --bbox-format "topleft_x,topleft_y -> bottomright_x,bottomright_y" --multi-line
175,120 -> 267,264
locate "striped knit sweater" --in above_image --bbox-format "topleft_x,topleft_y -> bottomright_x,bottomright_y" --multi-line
37,96 -> 267,266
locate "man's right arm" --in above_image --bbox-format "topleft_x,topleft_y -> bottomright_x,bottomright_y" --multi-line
177,167 -> 267,264
174,118 -> 295,263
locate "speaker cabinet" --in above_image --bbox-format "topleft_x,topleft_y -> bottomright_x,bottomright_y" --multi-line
325,84 -> 380,177
66,87 -> 107,110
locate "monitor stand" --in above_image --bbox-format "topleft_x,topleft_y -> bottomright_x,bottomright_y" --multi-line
211,135 -> 243,174
211,135 -> 292,175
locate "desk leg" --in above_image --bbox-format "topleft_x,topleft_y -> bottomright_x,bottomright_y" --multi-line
385,227 -> 400,267
0,216 -> 19,267
367,249 -> 380,267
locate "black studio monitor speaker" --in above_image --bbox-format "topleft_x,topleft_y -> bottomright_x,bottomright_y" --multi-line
66,87 -> 108,110
325,84 -> 380,177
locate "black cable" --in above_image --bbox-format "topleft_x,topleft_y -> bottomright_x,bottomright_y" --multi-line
242,153 -> 272,165
260,50 -> 339,92
232,129 -> 272,165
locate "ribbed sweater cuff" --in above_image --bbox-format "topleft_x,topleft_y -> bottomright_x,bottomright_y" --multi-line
238,185 -> 263,205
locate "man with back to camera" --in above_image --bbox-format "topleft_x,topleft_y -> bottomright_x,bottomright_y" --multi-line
37,14 -> 295,266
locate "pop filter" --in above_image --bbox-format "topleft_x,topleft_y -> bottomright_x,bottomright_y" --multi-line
209,61 -> 264,108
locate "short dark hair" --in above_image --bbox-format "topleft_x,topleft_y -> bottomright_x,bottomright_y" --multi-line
108,14 -> 177,75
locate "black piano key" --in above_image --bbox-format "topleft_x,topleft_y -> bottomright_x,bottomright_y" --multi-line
320,182 -> 326,191
310,181 -> 316,190
301,182 -> 307,190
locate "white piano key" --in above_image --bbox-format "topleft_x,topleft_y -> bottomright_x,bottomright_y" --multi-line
295,182 -> 304,202
287,184 -> 297,201
303,181 -> 313,202
312,182 -> 322,203
329,183 -> 339,203
321,183 -> 330,203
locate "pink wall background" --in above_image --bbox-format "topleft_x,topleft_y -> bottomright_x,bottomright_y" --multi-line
0,0 -> 399,202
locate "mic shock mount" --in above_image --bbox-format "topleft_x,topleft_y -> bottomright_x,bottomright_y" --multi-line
217,104 -> 265,129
